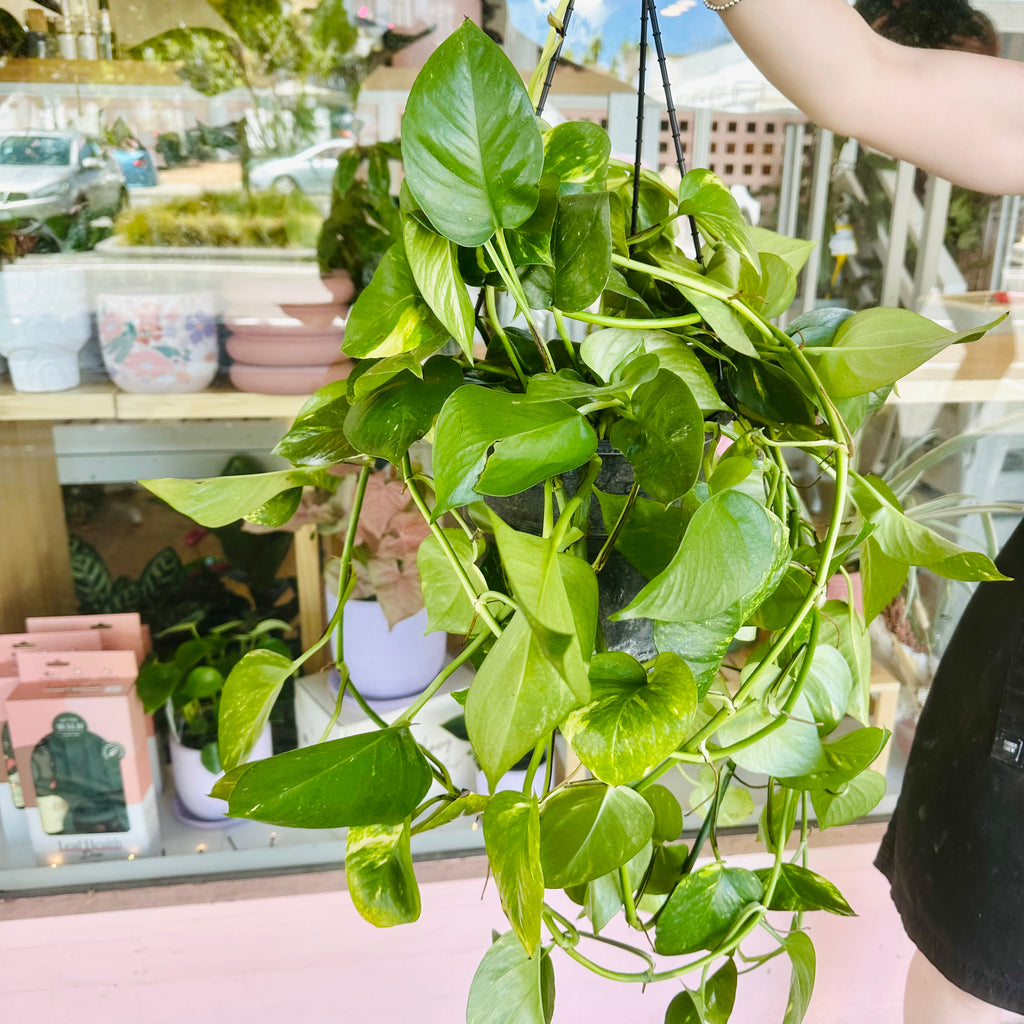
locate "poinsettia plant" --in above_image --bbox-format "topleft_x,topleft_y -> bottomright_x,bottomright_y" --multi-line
140,11 -> 1007,1023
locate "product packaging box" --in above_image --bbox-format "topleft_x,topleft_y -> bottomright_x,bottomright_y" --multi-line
6,650 -> 159,865
0,630 -> 104,846
25,612 -> 161,793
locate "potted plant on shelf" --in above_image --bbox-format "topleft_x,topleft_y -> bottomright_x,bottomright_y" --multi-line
245,460 -> 446,701
135,615 -> 293,823
140,17 -> 1007,1021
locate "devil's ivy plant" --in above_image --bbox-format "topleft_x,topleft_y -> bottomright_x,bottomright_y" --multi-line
141,16 -> 1006,1024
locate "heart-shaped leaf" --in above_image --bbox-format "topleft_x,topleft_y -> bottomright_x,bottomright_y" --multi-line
273,380 -> 356,466
539,783 -> 654,888
417,528 -> 487,635
754,863 -> 855,916
224,727 -> 431,828
810,769 -> 886,828
782,931 -> 816,1024
655,863 -> 763,954
563,652 -> 697,784
402,20 -> 543,247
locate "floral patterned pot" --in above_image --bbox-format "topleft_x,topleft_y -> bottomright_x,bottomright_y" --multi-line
97,291 -> 219,393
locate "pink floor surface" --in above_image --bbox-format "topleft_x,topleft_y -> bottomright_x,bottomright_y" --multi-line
0,839 -> 913,1023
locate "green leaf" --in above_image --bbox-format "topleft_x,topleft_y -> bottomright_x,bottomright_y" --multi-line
225,727 -> 432,828
549,192 -> 612,312
782,931 -> 816,1024
677,168 -> 760,272
748,226 -> 816,275
218,649 -> 294,772
483,792 -> 544,955
643,784 -> 684,842
505,174 -> 558,268
810,769 -> 887,829
542,121 -> 611,188
344,357 -> 463,464
402,201 -> 475,360
655,610 -> 748,699
492,520 -> 596,701
245,486 -> 303,528
539,783 -> 654,888
780,727 -> 888,791
345,820 -> 421,927
580,327 -> 727,414
341,242 -> 451,359
804,307 -> 1005,398
273,380 -> 356,466
465,931 -> 555,1024
801,644 -> 854,737
705,958 -> 738,1024
751,252 -> 799,319
820,599 -> 872,725
466,615 -> 578,788
595,489 -> 690,581
785,306 -> 855,347
609,370 -> 704,504
141,468 -> 321,528
582,842 -> 652,932
135,662 -> 183,713
852,474 -> 1009,583
755,863 -> 856,916
655,863 -> 763,955
687,765 -> 755,828
860,536 -> 909,623
724,354 -> 816,427
664,991 -> 702,1024
417,529 -> 486,634
200,740 -> 221,775
432,387 -> 597,516
617,490 -> 788,624
402,21 -> 543,247
715,664 -> 825,778
562,652 -> 697,785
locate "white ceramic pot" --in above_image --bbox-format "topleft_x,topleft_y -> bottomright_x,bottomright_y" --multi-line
97,290 -> 219,393
323,587 -> 448,702
169,724 -> 273,823
0,268 -> 90,392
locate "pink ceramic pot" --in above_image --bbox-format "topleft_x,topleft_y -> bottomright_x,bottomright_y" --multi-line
226,333 -> 346,367
278,302 -> 349,328
320,270 -> 355,304
229,360 -> 354,394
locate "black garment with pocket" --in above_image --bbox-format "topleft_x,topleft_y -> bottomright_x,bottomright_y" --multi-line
876,517 -> 1024,1012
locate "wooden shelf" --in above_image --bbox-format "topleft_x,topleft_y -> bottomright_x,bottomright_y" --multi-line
0,380 -> 305,423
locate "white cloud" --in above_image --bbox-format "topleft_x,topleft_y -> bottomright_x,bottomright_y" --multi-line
661,0 -> 698,15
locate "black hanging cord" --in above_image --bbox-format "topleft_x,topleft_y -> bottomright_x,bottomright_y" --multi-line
629,0 -> 650,245
646,0 -> 703,265
536,0 -> 577,118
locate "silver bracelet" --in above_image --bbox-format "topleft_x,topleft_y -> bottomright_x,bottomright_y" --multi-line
703,0 -> 746,10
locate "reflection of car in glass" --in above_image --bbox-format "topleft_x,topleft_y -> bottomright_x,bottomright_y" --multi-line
0,131 -> 126,226
247,138 -> 354,194
111,143 -> 158,188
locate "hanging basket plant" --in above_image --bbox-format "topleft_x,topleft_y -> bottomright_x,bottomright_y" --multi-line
142,9 -> 1006,1022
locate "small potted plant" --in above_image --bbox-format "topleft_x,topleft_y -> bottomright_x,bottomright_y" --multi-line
135,616 -> 293,823
246,461 -> 446,701
140,14 -> 1009,1020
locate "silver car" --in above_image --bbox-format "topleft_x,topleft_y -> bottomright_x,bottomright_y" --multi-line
247,138 -> 354,194
0,131 -> 126,225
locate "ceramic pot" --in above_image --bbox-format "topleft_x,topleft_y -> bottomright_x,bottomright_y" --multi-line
97,291 -> 219,393
169,723 -> 273,823
225,320 -> 347,366
229,360 -> 354,394
320,270 -> 356,305
279,302 -> 350,328
0,268 -> 90,392
323,586 -> 448,702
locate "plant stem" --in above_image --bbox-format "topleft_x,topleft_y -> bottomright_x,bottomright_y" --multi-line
552,308 -> 579,369
393,628 -> 490,728
401,456 -> 503,638
559,309 -> 702,331
485,286 -> 527,388
592,479 -> 641,573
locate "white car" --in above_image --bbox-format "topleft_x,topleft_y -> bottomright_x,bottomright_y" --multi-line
247,138 -> 355,194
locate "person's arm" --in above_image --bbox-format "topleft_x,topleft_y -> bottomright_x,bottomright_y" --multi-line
718,0 -> 1024,194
